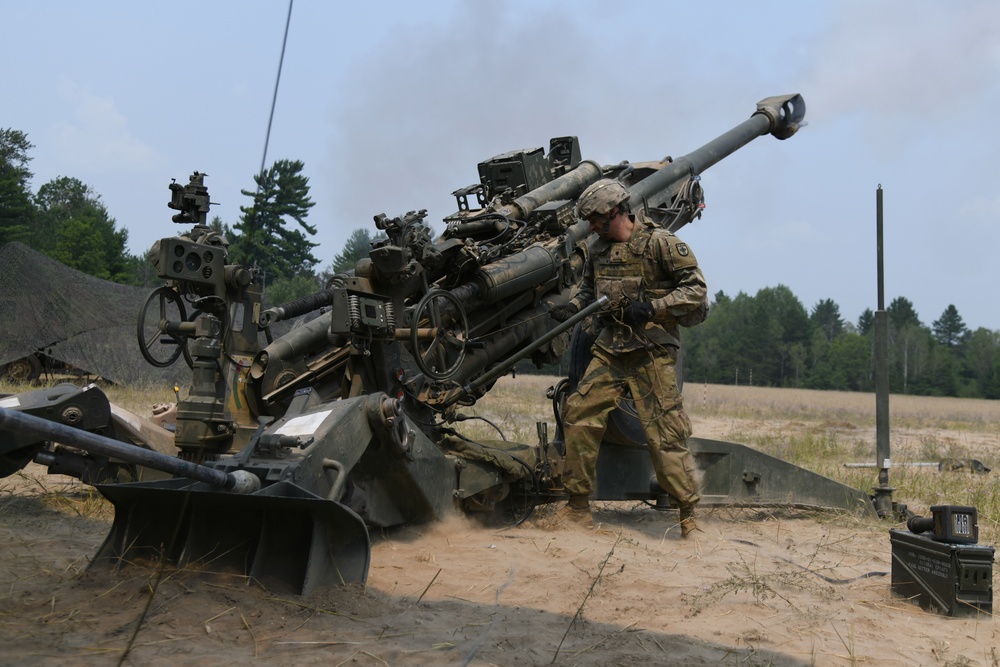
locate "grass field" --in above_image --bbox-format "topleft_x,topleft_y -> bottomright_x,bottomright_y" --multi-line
447,375 -> 1000,542
4,375 -> 1000,541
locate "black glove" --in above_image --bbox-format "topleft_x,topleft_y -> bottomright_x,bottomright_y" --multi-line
623,300 -> 654,325
550,303 -> 580,322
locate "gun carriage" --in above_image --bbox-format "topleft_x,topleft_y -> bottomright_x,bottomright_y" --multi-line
0,94 -> 874,593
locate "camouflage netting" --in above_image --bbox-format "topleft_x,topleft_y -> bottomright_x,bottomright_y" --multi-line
0,242 -> 187,387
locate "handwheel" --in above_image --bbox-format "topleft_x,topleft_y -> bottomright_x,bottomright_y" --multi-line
410,289 -> 469,381
136,286 -> 189,367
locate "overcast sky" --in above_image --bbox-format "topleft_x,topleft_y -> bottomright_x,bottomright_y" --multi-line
6,1 -> 1000,330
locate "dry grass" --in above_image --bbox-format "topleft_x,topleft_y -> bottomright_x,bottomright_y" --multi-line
0,377 -> 178,416
688,382 -> 1000,432
465,377 -> 1000,544
686,382 -> 1000,545
5,375 -> 1000,542
454,374 -> 563,444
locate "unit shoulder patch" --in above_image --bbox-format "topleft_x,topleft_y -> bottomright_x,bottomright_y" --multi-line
659,232 -> 698,269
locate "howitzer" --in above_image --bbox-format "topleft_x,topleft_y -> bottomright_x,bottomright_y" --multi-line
0,94 -> 874,593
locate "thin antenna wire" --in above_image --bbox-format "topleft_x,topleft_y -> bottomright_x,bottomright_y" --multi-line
260,0 -> 294,175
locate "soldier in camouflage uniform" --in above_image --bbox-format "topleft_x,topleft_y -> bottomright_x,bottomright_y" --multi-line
551,179 -> 707,536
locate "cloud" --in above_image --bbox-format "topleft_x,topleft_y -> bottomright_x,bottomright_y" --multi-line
324,3 -> 661,237
51,79 -> 157,172
322,1 -> 822,247
959,192 -> 1000,221
804,1 -> 1000,123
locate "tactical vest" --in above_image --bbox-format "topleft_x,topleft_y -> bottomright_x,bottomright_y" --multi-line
591,218 -> 686,353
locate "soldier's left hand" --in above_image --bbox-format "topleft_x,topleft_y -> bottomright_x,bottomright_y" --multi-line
550,303 -> 580,322
623,300 -> 654,325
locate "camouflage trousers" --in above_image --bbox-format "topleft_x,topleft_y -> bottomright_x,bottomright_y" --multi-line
562,346 -> 700,506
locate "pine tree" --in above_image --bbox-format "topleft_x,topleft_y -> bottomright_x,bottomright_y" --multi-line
331,228 -> 375,273
932,304 -> 967,349
230,159 -> 318,283
887,296 -> 921,331
811,298 -> 844,343
857,308 -> 875,336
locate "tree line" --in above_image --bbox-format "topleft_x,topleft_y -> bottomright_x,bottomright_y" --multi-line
682,286 -> 1000,399
1,128 -> 144,283
4,127 -> 998,398
0,127 -> 370,303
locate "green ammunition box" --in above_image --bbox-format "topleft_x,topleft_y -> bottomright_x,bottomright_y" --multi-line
890,528 -> 993,616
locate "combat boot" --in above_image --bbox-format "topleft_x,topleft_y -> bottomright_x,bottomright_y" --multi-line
679,504 -> 699,538
550,495 -> 593,529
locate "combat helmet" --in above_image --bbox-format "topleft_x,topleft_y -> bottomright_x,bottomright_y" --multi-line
576,179 -> 630,220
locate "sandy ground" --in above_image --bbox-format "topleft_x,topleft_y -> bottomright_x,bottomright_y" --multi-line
1,411 -> 997,667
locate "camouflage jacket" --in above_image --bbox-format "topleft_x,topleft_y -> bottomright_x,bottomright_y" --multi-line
569,210 -> 707,353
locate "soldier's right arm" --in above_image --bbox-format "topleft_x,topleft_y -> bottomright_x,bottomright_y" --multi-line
648,232 -> 707,321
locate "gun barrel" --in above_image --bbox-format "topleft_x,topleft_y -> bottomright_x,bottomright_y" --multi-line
629,94 -> 806,213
